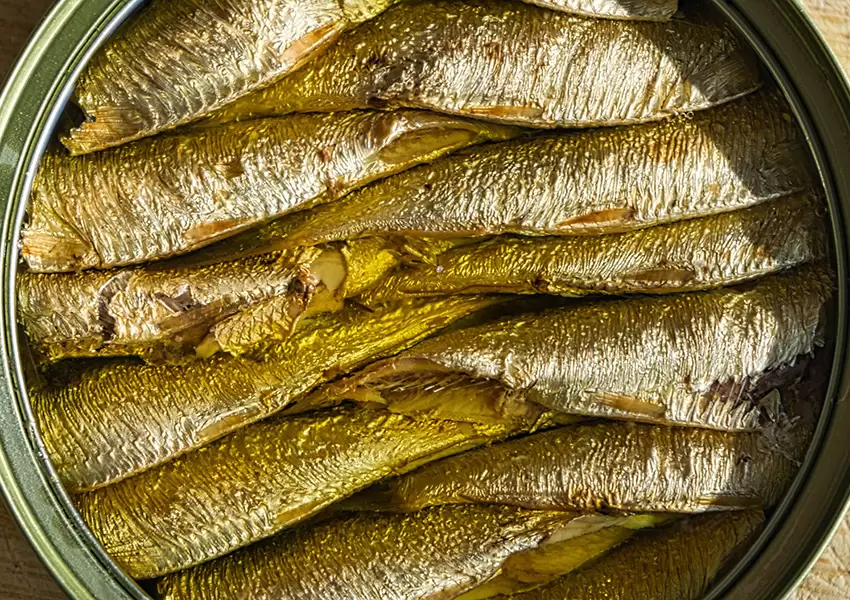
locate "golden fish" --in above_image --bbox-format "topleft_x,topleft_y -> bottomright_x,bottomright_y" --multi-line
76,405 -> 512,579
456,514 -> 674,599
210,0 -> 759,128
506,511 -> 764,600
26,111 -> 516,272
157,504 -> 635,600
527,0 -> 677,20
363,194 -> 825,303
277,92 -> 812,247
19,238 -> 400,363
62,0 -> 402,154
320,266 -> 831,431
34,295 -> 496,492
351,422 -> 804,514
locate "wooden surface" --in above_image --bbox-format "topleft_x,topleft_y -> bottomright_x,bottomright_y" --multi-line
0,0 -> 849,598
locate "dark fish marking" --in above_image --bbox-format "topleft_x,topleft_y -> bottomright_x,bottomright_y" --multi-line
95,272 -> 132,343
155,288 -> 199,314
557,208 -> 636,228
213,158 -> 245,179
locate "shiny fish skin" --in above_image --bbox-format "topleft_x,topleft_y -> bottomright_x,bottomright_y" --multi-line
209,0 -> 759,128
278,92 -> 811,247
507,511 -> 764,600
528,0 -> 677,20
26,111 -> 517,272
325,267 -> 831,431
76,405 -> 511,579
34,296 -> 495,492
353,422 -> 802,513
157,504 -> 586,600
62,0 -> 400,154
363,194 -> 825,303
18,248 -> 320,363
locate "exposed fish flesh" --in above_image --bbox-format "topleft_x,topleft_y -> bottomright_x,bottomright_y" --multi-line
76,405 -> 512,579
363,194 -> 825,303
26,111 -> 516,272
62,0 -> 402,153
277,92 -> 812,247
157,504 -> 630,600
319,267 -> 831,431
506,511 -> 764,599
34,295 -> 496,492
209,0 -> 759,127
350,421 -> 804,513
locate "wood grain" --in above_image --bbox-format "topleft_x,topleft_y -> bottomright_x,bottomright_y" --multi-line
0,0 -> 848,599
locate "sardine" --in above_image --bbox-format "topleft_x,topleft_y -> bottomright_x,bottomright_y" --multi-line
26,111 -> 516,272
318,267 -> 831,431
363,194 -> 825,304
157,504 -> 633,600
349,421 -> 804,513
76,405 -> 513,579
62,0 -> 402,154
526,0 -> 677,20
277,92 -> 812,247
209,0 -> 759,128
19,238 -> 400,363
34,295 -> 496,492
506,511 -> 764,600
456,514 -> 674,599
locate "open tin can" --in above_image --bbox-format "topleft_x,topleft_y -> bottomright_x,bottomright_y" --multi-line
0,1 -> 848,598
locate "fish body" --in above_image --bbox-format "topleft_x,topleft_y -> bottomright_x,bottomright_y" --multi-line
527,0 -> 677,20
352,422 -> 803,513
507,511 -> 764,599
157,504 -> 607,600
211,0 -> 759,128
77,405 -> 511,579
324,267 -> 831,431
62,0 -> 401,153
34,296 -> 496,492
364,194 -> 825,303
27,111 -> 516,272
279,92 -> 812,247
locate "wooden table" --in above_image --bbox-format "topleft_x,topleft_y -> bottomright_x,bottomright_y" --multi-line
0,1 -> 849,598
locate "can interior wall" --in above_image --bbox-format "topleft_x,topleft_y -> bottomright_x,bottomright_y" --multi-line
0,1 -> 848,599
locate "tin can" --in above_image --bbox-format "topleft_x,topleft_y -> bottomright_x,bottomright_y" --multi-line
0,1 -> 847,598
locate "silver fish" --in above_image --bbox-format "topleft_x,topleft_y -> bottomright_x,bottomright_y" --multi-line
210,0 -> 759,128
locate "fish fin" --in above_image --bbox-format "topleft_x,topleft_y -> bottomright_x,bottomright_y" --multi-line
376,127 -> 479,164
589,392 -> 666,418
697,494 -> 763,508
557,208 -> 636,229
466,105 -> 545,120
281,20 -> 347,70
61,106 -> 147,155
213,158 -> 245,179
183,217 -> 257,245
622,267 -> 697,285
21,230 -> 95,270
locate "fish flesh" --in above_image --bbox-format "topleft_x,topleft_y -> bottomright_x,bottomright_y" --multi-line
26,111 -> 517,272
76,405 -> 512,579
34,295 -> 496,492
157,504 -> 633,600
349,421 -> 804,514
19,238 -> 401,363
277,92 -> 812,247
456,514 -> 674,599
525,0 -> 677,20
363,193 -> 825,304
319,266 -> 831,431
506,511 -> 764,600
209,0 -> 759,128
62,0 -> 402,154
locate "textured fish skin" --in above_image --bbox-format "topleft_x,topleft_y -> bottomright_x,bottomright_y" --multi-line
278,92 -> 812,247
363,194 -> 825,303
506,511 -> 764,600
324,267 -> 831,431
27,111 -> 517,272
210,0 -> 759,128
528,0 -> 677,20
34,296 -> 495,492
76,405 -> 512,579
352,422 -> 803,513
156,504 -> 588,600
62,0 -> 402,154
17,248 -> 321,363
